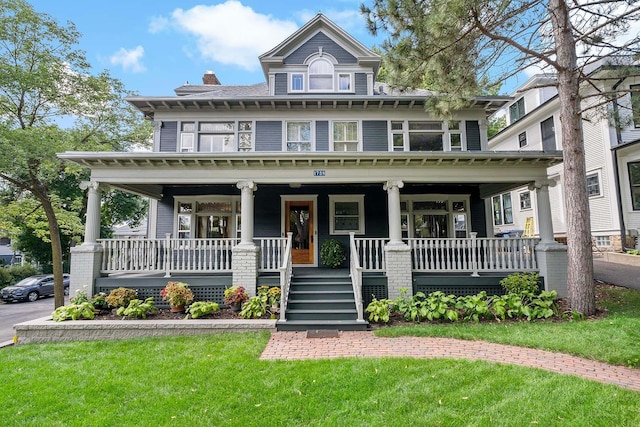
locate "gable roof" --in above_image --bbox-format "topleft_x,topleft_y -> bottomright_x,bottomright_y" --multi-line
258,13 -> 381,80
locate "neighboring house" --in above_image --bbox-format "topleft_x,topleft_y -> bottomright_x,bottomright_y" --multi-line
112,220 -> 148,239
489,67 -> 640,252
60,14 -> 566,330
0,237 -> 22,266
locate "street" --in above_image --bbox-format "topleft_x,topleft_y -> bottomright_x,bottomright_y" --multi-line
0,295 -> 68,344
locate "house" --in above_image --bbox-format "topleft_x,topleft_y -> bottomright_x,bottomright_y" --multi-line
488,66 -> 640,252
60,14 -> 566,330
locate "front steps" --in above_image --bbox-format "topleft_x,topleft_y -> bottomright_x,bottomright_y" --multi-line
276,271 -> 368,331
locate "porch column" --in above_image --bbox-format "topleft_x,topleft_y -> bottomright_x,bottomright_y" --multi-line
237,180 -> 257,247
384,180 -> 404,246
70,181 -> 103,298
383,180 -> 412,299
529,180 -> 568,297
232,180 -> 259,296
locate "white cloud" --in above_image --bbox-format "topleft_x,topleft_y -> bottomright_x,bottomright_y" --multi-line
110,46 -> 146,73
148,16 -> 169,34
169,1 -> 298,71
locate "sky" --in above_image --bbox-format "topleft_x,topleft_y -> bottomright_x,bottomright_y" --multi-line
28,0 -> 387,96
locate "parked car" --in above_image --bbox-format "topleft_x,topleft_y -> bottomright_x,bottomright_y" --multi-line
0,274 -> 70,303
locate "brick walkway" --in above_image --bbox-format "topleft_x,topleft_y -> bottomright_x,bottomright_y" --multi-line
260,331 -> 640,391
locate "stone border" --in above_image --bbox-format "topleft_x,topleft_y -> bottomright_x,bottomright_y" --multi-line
603,252 -> 640,267
14,317 -> 276,344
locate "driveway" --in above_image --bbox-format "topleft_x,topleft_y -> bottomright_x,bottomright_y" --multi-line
593,257 -> 640,291
0,295 -> 68,345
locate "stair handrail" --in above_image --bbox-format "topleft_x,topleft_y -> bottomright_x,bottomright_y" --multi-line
349,232 -> 365,322
278,232 -> 293,321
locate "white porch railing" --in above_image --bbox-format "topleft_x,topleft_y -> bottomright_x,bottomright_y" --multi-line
99,236 -> 239,275
349,233 -> 365,322
256,237 -> 288,272
409,236 -> 540,274
279,232 -> 293,321
353,238 -> 387,272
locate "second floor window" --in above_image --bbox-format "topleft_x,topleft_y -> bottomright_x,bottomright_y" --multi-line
286,121 -> 312,151
586,172 -> 601,197
631,84 -> 640,128
541,117 -> 556,151
179,121 -> 253,152
518,131 -> 527,148
333,121 -> 358,151
391,120 -> 464,152
509,98 -> 525,123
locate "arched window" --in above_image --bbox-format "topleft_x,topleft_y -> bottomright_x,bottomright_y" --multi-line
308,58 -> 333,91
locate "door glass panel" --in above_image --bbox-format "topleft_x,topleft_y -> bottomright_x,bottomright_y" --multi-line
414,214 -> 449,238
197,215 -> 229,238
454,214 -> 467,238
290,206 -> 310,250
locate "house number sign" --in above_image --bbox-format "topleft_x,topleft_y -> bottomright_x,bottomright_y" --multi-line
313,170 -> 326,177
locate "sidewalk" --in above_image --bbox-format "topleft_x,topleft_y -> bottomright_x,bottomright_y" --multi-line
260,331 -> 640,392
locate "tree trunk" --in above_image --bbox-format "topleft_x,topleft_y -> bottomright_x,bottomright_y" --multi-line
550,0 -> 595,314
35,191 -> 66,308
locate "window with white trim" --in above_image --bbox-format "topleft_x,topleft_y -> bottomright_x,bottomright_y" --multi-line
390,120 -> 465,152
332,121 -> 359,151
179,121 -> 253,153
329,195 -> 365,234
519,191 -> 532,210
492,193 -> 513,226
594,236 -> 611,247
286,121 -> 312,151
291,73 -> 304,92
586,172 -> 601,197
308,58 -> 333,91
338,73 -> 352,91
400,195 -> 470,238
631,84 -> 640,127
174,197 -> 240,239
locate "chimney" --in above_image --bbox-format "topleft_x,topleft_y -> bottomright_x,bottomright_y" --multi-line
202,70 -> 221,85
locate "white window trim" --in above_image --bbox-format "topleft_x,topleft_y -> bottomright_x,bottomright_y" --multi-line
388,120 -> 465,152
173,196 -> 241,239
330,120 -> 361,152
492,193 -> 513,226
289,73 -> 305,93
400,194 -> 471,238
283,120 -> 315,152
519,190 -> 532,211
337,73 -> 354,92
178,120 -> 254,153
518,131 -> 528,148
307,56 -> 335,92
586,169 -> 603,199
329,194 -> 365,235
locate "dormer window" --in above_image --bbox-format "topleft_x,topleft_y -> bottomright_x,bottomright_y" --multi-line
308,58 -> 334,91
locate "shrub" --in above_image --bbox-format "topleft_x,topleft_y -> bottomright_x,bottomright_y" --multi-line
500,272 -> 540,295
117,298 -> 158,319
240,296 -> 268,319
52,302 -> 95,322
0,264 -> 39,288
240,286 -> 281,318
223,286 -> 249,307
320,238 -> 346,268
365,298 -> 393,323
160,281 -> 194,307
105,287 -> 138,308
186,301 -> 220,319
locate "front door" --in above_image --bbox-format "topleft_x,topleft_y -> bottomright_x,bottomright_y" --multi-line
285,200 -> 314,265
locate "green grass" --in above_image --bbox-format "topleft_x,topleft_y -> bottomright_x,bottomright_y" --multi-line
1,333 -> 638,426
374,286 -> 640,367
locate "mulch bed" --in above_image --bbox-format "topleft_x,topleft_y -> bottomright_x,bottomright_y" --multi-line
92,282 -> 619,323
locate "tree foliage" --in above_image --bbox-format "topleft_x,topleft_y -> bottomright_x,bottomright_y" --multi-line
0,0 -> 151,307
362,0 -> 640,314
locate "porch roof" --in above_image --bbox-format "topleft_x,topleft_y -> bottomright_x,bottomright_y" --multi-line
59,151 -> 562,199
126,94 -> 512,119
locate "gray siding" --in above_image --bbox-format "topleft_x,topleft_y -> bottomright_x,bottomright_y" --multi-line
466,120 -> 481,151
285,32 -> 357,65
274,73 -> 287,96
363,121 -> 389,151
316,121 -> 329,151
156,196 -> 174,238
255,121 -> 282,151
159,121 -> 177,152
355,73 -> 367,95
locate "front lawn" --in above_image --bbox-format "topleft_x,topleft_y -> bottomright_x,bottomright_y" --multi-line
1,333 -> 638,426
374,285 -> 640,367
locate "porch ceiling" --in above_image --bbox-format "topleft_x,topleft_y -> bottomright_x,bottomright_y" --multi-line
59,151 -> 562,199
